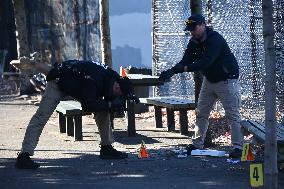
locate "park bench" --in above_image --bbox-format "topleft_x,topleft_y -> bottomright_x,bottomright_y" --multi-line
55,100 -> 116,141
139,96 -> 196,135
241,120 -> 284,163
56,100 -> 91,141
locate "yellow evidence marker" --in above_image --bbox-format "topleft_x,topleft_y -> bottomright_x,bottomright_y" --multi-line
241,143 -> 254,161
250,164 -> 264,187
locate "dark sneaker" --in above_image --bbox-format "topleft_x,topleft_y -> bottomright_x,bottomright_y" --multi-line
229,148 -> 242,158
186,144 -> 198,155
99,145 -> 128,159
15,152 -> 40,169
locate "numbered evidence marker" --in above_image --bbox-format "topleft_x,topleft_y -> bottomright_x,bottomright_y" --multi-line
250,164 -> 264,187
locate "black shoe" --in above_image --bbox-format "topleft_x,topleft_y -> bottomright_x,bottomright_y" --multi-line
15,152 -> 40,169
186,144 -> 198,155
229,148 -> 242,158
99,145 -> 128,159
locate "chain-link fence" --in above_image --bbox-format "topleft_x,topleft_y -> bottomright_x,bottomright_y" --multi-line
152,0 -> 284,122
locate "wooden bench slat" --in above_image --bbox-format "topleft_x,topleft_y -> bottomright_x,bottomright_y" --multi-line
140,97 -> 195,109
56,101 -> 91,116
276,123 -> 284,136
56,106 -> 82,115
60,101 -> 82,108
253,120 -> 284,141
248,120 -> 284,141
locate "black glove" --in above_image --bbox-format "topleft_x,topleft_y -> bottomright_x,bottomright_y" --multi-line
172,63 -> 184,74
109,97 -> 125,112
158,69 -> 175,81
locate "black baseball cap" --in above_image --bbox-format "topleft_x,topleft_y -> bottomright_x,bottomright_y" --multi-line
184,14 -> 205,31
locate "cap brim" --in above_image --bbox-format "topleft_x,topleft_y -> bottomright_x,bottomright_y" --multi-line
184,25 -> 196,31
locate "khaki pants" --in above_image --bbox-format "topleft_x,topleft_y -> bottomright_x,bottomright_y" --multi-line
21,81 -> 114,156
192,78 -> 243,150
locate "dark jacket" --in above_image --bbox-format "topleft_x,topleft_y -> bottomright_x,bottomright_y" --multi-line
53,60 -> 121,112
174,27 -> 239,83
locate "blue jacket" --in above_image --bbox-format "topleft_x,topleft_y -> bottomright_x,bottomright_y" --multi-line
54,60 -> 121,112
174,27 -> 239,83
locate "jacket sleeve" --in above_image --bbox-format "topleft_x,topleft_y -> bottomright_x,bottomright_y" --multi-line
106,67 -> 121,80
172,40 -> 197,73
186,34 -> 225,72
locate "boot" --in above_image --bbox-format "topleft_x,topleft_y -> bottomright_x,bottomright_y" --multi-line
186,144 -> 198,155
15,152 -> 40,169
229,148 -> 242,159
99,145 -> 128,159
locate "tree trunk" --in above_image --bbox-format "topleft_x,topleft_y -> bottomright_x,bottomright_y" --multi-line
99,0 -> 112,68
73,0 -> 82,59
12,0 -> 34,95
12,0 -> 29,57
262,0 -> 278,188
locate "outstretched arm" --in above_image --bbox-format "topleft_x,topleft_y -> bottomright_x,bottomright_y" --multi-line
158,40 -> 196,81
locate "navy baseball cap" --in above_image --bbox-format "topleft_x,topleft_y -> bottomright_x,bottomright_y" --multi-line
184,14 -> 205,31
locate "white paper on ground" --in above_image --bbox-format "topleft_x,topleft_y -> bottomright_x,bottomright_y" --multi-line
191,149 -> 226,157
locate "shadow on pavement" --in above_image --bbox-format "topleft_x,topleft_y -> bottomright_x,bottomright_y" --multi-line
1,150 -> 284,189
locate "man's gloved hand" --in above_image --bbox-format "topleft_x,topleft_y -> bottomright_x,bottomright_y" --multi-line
158,69 -> 175,81
109,97 -> 125,112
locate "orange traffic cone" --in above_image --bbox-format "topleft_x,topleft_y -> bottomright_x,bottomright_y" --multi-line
120,66 -> 128,77
138,140 -> 149,158
247,146 -> 254,161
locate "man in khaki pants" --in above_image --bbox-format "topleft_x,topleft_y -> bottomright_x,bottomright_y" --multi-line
159,14 -> 243,158
16,60 -> 136,169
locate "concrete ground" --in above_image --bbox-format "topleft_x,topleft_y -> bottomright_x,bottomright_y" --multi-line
0,96 -> 283,189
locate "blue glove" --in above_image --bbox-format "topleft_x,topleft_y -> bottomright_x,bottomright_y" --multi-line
158,69 -> 175,81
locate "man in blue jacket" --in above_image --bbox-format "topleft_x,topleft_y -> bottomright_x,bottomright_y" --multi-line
15,60 -> 137,169
159,14 -> 243,158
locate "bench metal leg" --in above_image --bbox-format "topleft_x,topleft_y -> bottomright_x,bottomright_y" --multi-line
167,108 -> 175,131
74,115 -> 83,141
58,113 -> 66,133
154,106 -> 163,128
66,116 -> 74,136
127,100 -> 136,137
179,109 -> 188,135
